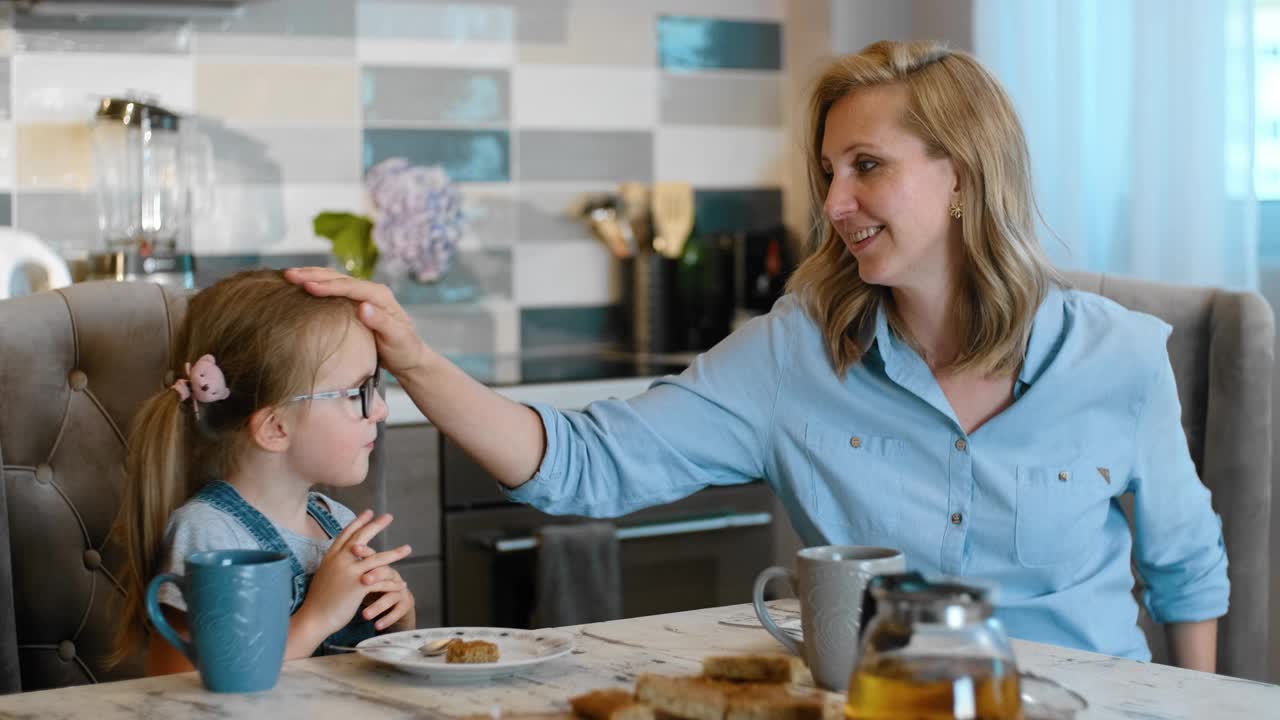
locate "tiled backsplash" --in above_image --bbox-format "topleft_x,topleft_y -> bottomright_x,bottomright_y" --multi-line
0,0 -> 818,356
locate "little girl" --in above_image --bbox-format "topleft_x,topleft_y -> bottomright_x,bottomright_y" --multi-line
110,269 -> 416,674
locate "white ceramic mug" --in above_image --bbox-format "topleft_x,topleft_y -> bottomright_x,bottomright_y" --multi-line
752,545 -> 906,692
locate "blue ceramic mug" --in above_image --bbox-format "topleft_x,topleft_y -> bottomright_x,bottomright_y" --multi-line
146,549 -> 291,692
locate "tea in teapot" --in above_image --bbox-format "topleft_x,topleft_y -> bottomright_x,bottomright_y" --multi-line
845,573 -> 1022,720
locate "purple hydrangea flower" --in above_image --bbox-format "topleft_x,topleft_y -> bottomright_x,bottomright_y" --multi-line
365,157 -> 466,282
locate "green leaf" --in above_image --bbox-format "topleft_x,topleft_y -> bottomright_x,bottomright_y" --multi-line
313,212 -> 378,280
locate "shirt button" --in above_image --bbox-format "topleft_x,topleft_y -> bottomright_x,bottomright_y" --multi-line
1059,471 -> 1070,481
951,512 -> 963,525
955,438 -> 967,451
849,436 -> 862,449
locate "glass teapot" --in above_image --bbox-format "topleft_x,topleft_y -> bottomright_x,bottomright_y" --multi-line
846,573 -> 1023,720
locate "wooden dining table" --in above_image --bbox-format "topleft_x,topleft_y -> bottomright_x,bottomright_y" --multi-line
0,600 -> 1275,719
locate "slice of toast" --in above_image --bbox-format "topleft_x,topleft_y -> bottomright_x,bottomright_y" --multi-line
446,639 -> 500,663
636,674 -> 839,720
635,674 -> 732,720
701,655 -> 802,684
569,689 -> 656,720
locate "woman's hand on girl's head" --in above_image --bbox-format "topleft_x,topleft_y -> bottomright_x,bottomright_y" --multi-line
296,509 -> 412,638
284,267 -> 430,378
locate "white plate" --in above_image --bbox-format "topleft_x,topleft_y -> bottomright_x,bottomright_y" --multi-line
354,627 -> 576,683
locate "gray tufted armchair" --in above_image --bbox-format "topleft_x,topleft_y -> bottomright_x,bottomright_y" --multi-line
1067,272 -> 1274,681
0,280 -> 387,693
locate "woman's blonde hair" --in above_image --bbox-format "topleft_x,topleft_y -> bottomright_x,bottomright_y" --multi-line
108,269 -> 359,666
787,40 -> 1062,376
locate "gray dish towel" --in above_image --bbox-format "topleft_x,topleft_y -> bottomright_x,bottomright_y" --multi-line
534,521 -> 623,627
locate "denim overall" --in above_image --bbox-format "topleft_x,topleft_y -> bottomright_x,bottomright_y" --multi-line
192,480 -> 379,655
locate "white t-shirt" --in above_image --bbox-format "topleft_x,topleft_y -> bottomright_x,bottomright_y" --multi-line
155,491 -> 357,612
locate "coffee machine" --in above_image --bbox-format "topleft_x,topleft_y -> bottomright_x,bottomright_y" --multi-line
88,95 -> 208,288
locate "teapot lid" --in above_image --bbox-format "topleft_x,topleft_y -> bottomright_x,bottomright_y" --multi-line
96,95 -> 180,130
860,571 -> 995,631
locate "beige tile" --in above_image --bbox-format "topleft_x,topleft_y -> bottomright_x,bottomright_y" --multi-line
196,63 -> 358,125
16,123 -> 93,190
518,3 -> 654,66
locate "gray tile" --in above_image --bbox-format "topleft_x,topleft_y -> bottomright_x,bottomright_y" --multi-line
404,299 -> 499,355
363,67 -> 508,127
658,16 -> 782,71
520,306 -> 625,351
0,193 -> 10,226
363,129 -> 510,183
13,191 -> 98,256
356,0 -> 512,41
14,13 -> 189,53
192,252 -> 329,289
386,247 -> 512,304
464,193 -> 519,248
195,34 -> 355,57
660,72 -> 782,127
204,123 -> 362,184
513,188 -> 596,244
517,131 -> 652,182
194,0 -> 355,36
510,0 -> 568,44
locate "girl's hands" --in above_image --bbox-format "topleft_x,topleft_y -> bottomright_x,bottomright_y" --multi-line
297,510 -> 412,639
352,544 -> 417,631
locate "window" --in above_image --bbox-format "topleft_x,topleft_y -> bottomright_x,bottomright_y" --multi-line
1260,1 -> 1280,200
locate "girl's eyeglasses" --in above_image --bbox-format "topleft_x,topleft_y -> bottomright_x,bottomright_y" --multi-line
288,368 -> 382,419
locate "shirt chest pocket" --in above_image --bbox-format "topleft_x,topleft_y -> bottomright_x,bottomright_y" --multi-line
1015,462 -> 1114,568
802,424 -> 905,540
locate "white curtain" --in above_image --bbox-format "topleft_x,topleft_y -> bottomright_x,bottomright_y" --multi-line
973,0 -> 1258,289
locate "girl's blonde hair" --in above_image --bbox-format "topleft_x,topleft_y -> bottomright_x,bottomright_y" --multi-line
787,40 -> 1062,376
108,269 -> 359,666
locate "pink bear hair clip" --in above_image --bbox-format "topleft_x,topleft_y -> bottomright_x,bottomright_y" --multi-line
171,354 -> 230,417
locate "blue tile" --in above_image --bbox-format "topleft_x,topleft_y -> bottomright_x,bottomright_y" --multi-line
520,306 -> 625,351
694,188 -> 784,235
658,16 -> 782,71
363,129 -> 510,183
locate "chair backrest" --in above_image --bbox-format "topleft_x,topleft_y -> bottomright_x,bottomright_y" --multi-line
0,280 -> 386,693
1067,271 -> 1274,681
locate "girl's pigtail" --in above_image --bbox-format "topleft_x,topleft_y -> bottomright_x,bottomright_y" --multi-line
107,385 -> 192,668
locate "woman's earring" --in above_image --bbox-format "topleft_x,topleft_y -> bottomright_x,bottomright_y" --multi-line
948,200 -> 963,220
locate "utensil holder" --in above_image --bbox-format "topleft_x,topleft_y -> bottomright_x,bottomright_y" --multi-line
622,252 -> 677,354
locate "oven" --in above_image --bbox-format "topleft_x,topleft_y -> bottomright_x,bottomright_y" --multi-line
442,438 -> 777,628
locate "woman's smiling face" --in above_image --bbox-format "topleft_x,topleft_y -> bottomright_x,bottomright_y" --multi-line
820,83 -> 962,293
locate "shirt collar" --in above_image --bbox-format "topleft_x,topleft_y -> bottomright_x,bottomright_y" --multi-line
1019,284 -> 1065,387
853,284 -> 1066,387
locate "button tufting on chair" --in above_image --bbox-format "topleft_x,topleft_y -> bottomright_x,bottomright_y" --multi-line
82,550 -> 101,571
66,370 -> 87,391
55,642 -> 74,663
33,465 -> 52,484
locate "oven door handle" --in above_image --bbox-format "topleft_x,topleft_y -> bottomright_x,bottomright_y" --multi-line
482,511 -> 773,554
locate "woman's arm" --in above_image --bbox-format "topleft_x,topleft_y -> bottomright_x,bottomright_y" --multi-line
1166,619 -> 1217,673
1129,340 -> 1230,670
287,268 -> 545,488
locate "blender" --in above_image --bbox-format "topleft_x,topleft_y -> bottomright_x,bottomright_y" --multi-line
88,95 -> 208,288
